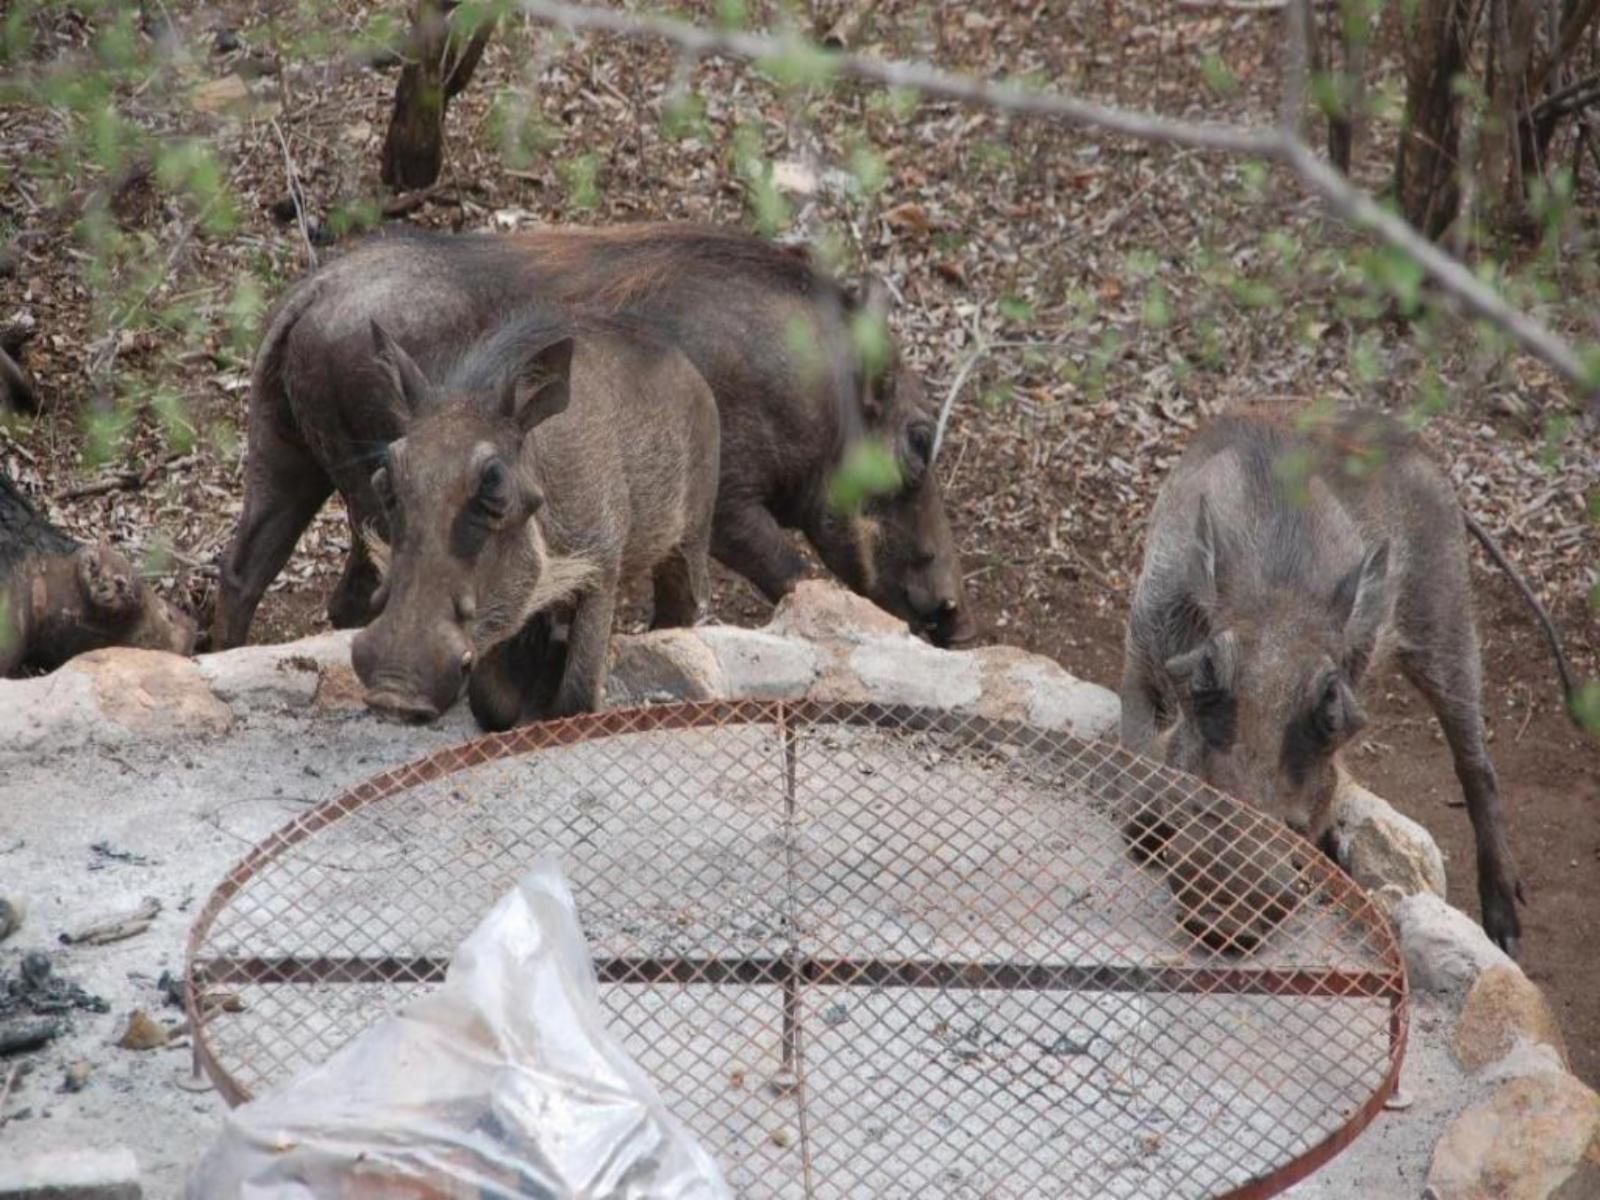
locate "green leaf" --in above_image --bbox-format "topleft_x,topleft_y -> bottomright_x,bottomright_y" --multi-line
561,152 -> 602,211
784,314 -> 824,389
850,308 -> 891,383
83,406 -> 134,469
1202,53 -> 1238,98
0,585 -> 15,662
759,38 -> 838,90
714,0 -> 749,29
661,91 -> 708,141
1571,680 -> 1600,736
150,387 -> 195,455
979,383 -> 1013,412
848,142 -> 888,195
1142,281 -> 1170,329
998,293 -> 1034,323
826,440 -> 901,513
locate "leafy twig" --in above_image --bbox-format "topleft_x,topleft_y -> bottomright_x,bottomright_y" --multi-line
513,0 -> 1600,416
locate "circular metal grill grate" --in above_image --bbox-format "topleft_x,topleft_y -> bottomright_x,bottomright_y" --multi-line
186,699 -> 1407,1199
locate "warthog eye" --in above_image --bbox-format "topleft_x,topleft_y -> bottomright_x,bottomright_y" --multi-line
1310,675 -> 1346,743
474,460 -> 511,518
1193,687 -> 1236,749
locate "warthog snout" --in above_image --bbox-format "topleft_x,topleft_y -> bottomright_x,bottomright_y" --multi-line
352,621 -> 475,725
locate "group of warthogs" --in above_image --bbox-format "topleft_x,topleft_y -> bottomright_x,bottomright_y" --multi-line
3,222 -> 1547,954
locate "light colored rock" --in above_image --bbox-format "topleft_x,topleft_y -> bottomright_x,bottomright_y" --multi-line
0,667 -> 98,761
197,644 -> 319,709
606,629 -> 727,706
0,1146 -> 142,1198
845,636 -> 982,709
697,627 -> 819,699
1453,965 -> 1568,1073
313,661 -> 366,712
1479,1042 -> 1571,1085
969,645 -> 1041,721
1427,1072 -> 1600,1200
767,580 -> 910,645
1393,892 -> 1512,1001
70,648 -> 232,738
1012,661 -> 1121,738
1336,778 -> 1448,901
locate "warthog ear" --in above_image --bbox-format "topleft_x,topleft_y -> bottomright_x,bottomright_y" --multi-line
1188,496 -> 1221,614
1333,539 -> 1389,677
1165,630 -> 1238,693
369,320 -> 432,419
504,337 -> 574,435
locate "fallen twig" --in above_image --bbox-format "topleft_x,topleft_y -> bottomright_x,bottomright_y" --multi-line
59,896 -> 161,946
932,308 -> 987,465
272,118 -> 319,268
52,450 -> 191,502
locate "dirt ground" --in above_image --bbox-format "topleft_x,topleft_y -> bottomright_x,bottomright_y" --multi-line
4,0 -> 1598,1093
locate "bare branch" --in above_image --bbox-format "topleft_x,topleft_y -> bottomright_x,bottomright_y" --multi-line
271,118 -> 318,270
1280,0 -> 1311,133
932,310 -> 988,466
1176,0 -> 1287,10
513,0 -> 1600,416
515,0 -> 1278,157
1279,138 -> 1596,409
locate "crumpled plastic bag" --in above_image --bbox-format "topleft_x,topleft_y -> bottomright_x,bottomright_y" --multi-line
189,859 -> 732,1200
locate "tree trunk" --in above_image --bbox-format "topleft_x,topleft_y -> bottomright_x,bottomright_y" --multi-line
1325,0 -> 1372,175
1394,0 -> 1473,240
381,0 -> 496,192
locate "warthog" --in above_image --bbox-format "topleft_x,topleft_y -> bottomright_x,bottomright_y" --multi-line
350,308 -> 719,726
214,224 -> 972,651
1120,410 -> 1524,954
1,472 -> 197,675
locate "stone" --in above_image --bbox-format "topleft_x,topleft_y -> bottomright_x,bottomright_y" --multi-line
1551,1123 -> 1600,1198
1479,1041 -> 1570,1085
1012,661 -> 1121,738
1334,778 -> 1448,900
0,668 -> 98,763
116,1009 -> 167,1051
1453,965 -> 1568,1073
697,627 -> 819,699
1426,1072 -> 1600,1200
1392,892 -> 1512,1001
969,646 -> 1121,737
767,580 -> 910,645
197,643 -> 321,709
606,629 -> 726,707
0,1147 -> 141,1198
845,636 -> 982,709
313,662 -> 366,712
72,648 -> 232,738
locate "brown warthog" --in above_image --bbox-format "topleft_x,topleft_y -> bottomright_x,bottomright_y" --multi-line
349,308 -> 718,726
1,472 -> 197,675
214,224 -> 972,651
1120,410 -> 1524,955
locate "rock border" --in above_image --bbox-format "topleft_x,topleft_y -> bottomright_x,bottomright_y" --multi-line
2,580 -> 1593,1198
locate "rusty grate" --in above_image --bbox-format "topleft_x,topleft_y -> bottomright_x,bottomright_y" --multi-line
185,699 -> 1407,1199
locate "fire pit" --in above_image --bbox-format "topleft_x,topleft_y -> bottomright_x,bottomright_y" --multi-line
186,699 -> 1406,1199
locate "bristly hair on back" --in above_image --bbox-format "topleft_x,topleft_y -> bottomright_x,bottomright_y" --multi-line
506,223 -> 859,313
